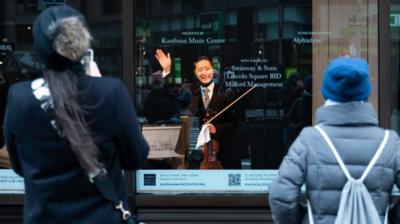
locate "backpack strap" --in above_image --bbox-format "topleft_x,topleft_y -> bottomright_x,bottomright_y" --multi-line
307,199 -> 315,224
31,78 -> 140,224
315,125 -> 389,181
315,125 -> 353,180
360,129 -> 389,182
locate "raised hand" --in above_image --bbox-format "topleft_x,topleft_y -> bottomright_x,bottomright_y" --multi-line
155,49 -> 171,75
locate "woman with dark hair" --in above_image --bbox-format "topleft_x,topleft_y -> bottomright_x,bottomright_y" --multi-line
3,6 -> 148,223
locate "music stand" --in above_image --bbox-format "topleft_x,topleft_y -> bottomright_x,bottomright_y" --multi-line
142,125 -> 183,159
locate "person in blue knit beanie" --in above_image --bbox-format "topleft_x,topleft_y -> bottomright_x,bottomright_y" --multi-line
269,56 -> 400,224
321,57 -> 371,103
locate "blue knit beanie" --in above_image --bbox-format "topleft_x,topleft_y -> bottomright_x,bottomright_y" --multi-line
321,57 -> 371,102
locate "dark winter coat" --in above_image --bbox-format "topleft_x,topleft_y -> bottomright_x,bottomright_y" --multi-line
3,75 -> 149,224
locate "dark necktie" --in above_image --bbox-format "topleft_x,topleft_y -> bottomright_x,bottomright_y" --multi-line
204,88 -> 210,108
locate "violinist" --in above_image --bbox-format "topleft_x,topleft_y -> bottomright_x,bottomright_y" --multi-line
155,49 -> 235,168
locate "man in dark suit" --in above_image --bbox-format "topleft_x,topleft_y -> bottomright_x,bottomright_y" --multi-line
155,50 -> 235,168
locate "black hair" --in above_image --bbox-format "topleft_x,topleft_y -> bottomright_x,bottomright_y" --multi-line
37,14 -> 102,173
43,70 -> 102,173
194,56 -> 212,66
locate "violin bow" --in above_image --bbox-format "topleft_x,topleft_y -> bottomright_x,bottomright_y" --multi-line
204,84 -> 258,125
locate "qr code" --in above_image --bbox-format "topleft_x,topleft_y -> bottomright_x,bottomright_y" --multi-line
228,174 -> 241,186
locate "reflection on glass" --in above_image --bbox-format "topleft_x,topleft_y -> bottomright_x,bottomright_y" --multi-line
391,1 -> 400,131
135,0 -> 313,172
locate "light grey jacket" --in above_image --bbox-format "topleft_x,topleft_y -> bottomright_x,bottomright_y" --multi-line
269,102 -> 400,224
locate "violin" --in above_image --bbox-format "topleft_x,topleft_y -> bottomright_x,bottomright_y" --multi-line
200,110 -> 223,169
197,85 -> 258,169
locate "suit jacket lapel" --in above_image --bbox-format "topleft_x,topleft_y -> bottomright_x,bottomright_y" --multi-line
189,88 -> 202,115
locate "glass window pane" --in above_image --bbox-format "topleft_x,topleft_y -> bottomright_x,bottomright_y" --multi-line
135,0 -> 380,195
134,0 -> 314,194
391,1 -> 400,131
